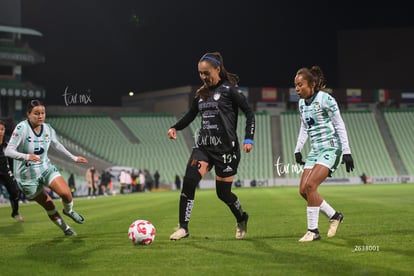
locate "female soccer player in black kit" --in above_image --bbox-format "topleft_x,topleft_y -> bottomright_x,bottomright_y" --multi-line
0,120 -> 24,222
167,52 -> 255,240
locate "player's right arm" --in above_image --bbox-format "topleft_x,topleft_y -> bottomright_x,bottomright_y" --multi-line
294,120 -> 308,154
294,120 -> 308,165
168,97 -> 199,139
4,123 -> 39,161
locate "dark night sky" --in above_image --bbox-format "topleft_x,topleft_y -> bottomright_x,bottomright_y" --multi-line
20,1 -> 414,106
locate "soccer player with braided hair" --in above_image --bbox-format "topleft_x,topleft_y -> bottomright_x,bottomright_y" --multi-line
294,66 -> 354,242
167,52 -> 255,240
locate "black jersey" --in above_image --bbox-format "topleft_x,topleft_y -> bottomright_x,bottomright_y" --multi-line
172,80 -> 255,152
0,138 -> 13,174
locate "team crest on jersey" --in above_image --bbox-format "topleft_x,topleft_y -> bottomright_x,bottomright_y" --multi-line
45,134 -> 50,142
314,102 -> 321,111
213,92 -> 221,101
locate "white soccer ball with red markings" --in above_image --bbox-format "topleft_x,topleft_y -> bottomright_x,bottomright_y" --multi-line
128,219 -> 156,245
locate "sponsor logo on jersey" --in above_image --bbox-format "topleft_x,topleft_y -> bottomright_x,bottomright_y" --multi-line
223,166 -> 233,173
12,131 -> 19,137
34,147 -> 45,155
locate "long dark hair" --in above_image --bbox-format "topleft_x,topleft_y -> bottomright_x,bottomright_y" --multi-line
196,52 -> 239,99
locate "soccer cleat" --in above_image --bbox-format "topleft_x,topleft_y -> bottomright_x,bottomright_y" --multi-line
327,212 -> 344,237
64,227 -> 77,236
13,214 -> 25,222
236,212 -> 249,240
169,227 -> 189,240
299,231 -> 321,242
63,209 -> 85,224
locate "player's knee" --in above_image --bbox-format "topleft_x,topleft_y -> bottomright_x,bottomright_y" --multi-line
182,160 -> 202,198
46,208 -> 58,216
299,188 -> 307,199
216,181 -> 236,204
304,181 -> 318,193
184,159 -> 202,182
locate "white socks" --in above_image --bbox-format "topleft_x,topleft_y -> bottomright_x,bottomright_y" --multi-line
63,201 -> 74,213
320,200 -> 336,219
307,206 -> 320,231
53,218 -> 70,231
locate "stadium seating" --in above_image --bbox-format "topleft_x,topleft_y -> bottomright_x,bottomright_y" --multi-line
47,109 -> 411,186
339,111 -> 397,177
120,114 -> 189,183
280,112 -> 311,179
47,114 -> 189,184
280,110 -> 397,178
383,110 -> 414,175
236,111 -> 274,180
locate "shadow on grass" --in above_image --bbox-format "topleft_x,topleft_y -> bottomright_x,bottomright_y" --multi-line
25,236 -> 89,270
0,221 -> 24,236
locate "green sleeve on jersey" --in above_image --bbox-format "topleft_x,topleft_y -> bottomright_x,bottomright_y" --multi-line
323,93 -> 339,117
9,122 -> 26,146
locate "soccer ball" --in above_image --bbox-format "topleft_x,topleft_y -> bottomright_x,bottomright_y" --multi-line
128,219 -> 156,245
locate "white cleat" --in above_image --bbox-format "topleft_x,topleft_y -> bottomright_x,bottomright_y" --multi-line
327,212 -> 344,237
169,227 -> 189,240
299,231 -> 321,242
236,212 -> 249,240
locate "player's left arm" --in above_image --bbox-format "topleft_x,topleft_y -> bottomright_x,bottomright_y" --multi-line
326,95 -> 354,172
50,126 -> 88,164
232,88 -> 255,153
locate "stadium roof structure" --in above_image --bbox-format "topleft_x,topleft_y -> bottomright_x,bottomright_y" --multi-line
0,25 -> 42,36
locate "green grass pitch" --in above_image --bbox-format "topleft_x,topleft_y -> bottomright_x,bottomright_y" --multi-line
0,183 -> 413,275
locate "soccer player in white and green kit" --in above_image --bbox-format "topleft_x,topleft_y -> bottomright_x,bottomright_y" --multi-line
293,66 -> 354,242
5,99 -> 88,236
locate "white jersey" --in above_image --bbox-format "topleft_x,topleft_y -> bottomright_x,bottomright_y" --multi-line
5,120 -> 77,183
294,91 -> 351,154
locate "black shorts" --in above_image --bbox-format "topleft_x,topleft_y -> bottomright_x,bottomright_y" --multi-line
190,147 -> 241,178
